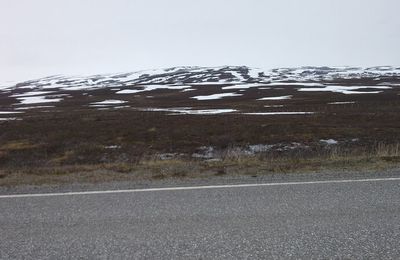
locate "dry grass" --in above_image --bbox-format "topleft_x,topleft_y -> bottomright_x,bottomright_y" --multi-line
1,142 -> 400,187
374,143 -> 400,157
0,140 -> 41,151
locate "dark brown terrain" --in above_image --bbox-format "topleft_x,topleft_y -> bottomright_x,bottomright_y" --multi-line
0,66 -> 399,185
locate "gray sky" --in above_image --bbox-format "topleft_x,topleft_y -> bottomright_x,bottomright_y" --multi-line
1,0 -> 399,82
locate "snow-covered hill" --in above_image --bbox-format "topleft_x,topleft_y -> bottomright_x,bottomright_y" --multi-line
4,66 -> 400,91
0,66 -> 399,120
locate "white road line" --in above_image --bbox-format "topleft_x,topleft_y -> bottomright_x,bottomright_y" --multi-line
1,177 -> 400,199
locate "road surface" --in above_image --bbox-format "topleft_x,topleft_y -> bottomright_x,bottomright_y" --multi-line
1,176 -> 400,259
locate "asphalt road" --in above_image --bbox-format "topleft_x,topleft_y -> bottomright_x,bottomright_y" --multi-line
1,177 -> 400,259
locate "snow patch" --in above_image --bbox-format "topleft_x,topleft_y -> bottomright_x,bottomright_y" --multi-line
0,111 -> 24,114
243,112 -> 314,115
104,145 -> 121,149
298,85 -> 391,94
11,91 -> 54,97
192,146 -> 215,159
328,101 -> 356,105
320,139 -> 338,145
268,82 -> 325,87
222,83 -> 270,90
0,117 -> 21,121
116,85 -> 192,95
181,88 -> 196,92
191,93 -> 242,100
116,89 -> 144,94
15,106 -> 55,110
90,100 -> 127,106
16,96 -> 63,105
257,95 -> 293,101
96,105 -> 131,110
264,105 -> 285,108
140,107 -> 237,115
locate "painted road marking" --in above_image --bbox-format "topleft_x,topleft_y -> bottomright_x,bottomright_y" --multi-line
1,177 -> 400,199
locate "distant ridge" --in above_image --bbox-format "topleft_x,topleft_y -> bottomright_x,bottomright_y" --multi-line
4,66 -> 400,91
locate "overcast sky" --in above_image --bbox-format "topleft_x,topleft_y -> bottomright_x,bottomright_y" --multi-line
1,0 -> 399,82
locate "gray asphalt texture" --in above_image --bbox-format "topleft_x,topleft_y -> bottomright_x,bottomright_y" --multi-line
1,173 -> 400,259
